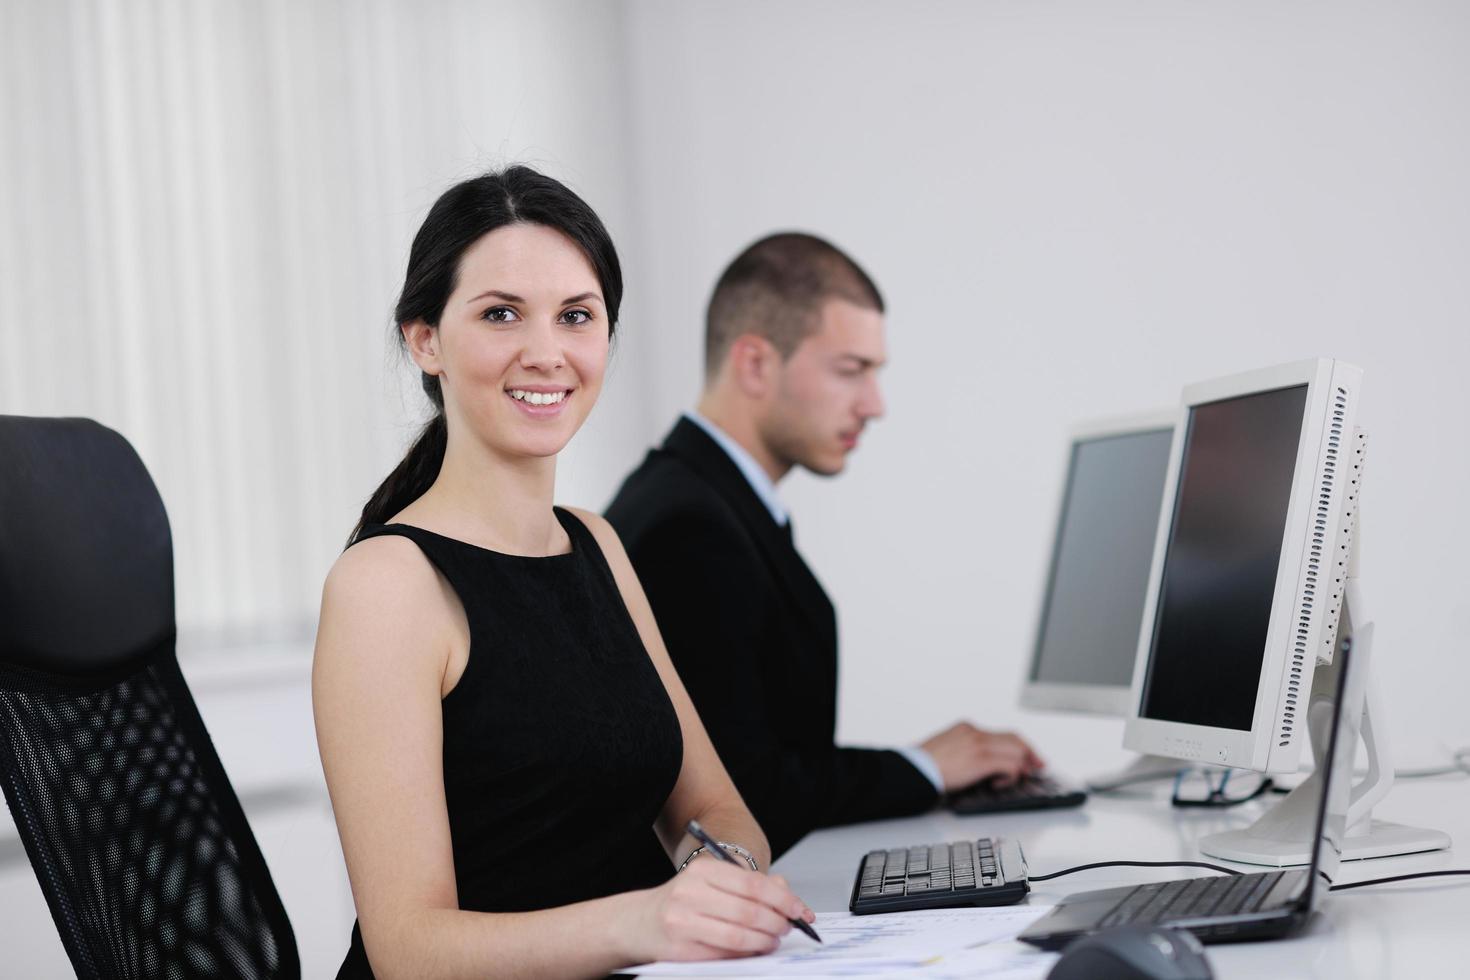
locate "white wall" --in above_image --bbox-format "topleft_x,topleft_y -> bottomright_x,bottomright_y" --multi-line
0,0 -> 647,972
621,0 -> 1470,766
0,0 -> 646,644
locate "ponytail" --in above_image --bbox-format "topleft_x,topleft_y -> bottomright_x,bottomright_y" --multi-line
348,410 -> 446,545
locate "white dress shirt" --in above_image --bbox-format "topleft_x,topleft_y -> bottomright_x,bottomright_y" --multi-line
684,411 -> 789,527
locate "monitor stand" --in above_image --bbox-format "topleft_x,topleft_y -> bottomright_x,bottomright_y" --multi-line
1198,587 -> 1451,867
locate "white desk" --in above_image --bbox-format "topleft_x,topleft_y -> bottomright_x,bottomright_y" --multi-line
769,774 -> 1469,979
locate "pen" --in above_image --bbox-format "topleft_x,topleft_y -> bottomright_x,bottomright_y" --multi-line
686,819 -> 823,943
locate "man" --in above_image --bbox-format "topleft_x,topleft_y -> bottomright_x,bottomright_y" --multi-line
606,233 -> 1043,859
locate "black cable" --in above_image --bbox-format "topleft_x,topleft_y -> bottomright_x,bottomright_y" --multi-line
1330,870 -> 1470,891
1029,860 -> 1242,882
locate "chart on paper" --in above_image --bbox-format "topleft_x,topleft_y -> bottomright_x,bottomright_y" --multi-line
628,905 -> 1055,977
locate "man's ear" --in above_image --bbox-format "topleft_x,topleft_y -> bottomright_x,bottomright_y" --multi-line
402,320 -> 442,377
728,334 -> 780,399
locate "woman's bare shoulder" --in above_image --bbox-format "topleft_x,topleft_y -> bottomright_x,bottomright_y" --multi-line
323,534 -> 441,606
316,534 -> 454,677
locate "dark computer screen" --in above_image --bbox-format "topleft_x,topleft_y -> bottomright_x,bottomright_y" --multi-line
1029,428 -> 1174,689
1139,385 -> 1309,731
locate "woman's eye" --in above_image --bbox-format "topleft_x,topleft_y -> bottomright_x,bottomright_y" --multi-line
561,309 -> 592,325
482,306 -> 519,323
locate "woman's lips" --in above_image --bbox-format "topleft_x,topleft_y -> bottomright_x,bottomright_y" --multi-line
506,387 -> 573,418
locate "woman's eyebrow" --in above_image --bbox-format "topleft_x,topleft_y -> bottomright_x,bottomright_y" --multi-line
463,290 -> 603,306
465,289 -> 525,305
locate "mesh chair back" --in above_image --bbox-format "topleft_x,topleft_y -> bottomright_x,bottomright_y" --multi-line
0,416 -> 299,979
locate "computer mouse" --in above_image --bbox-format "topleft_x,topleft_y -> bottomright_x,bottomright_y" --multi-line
1047,926 -> 1214,980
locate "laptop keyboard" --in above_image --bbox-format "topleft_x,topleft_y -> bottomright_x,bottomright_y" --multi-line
851,838 -> 1030,913
1098,871 -> 1288,928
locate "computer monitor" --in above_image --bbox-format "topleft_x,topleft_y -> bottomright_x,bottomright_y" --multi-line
1019,413 -> 1175,717
1124,357 -> 1449,865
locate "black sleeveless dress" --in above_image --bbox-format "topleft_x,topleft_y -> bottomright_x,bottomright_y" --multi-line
337,508 -> 684,978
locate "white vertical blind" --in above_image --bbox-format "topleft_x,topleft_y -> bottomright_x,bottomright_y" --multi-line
0,0 -> 643,649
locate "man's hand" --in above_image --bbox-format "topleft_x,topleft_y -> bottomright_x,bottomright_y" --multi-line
919,722 -> 1045,792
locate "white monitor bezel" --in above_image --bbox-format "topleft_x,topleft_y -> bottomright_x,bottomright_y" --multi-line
1019,409 -> 1178,717
1123,358 -> 1363,773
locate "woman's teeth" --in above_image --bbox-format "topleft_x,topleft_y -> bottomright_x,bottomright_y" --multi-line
509,390 -> 567,406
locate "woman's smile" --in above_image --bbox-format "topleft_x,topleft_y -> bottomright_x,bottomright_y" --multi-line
506,384 -> 574,417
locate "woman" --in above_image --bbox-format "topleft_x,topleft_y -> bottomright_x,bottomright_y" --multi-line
313,166 -> 815,978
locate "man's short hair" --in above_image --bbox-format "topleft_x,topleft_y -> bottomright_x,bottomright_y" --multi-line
704,232 -> 884,378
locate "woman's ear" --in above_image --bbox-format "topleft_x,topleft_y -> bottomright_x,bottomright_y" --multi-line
402,320 -> 442,376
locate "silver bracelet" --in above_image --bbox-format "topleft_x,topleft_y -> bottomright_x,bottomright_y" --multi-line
678,840 -> 760,873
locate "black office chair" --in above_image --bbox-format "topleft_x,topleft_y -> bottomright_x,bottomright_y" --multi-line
0,416 -> 299,979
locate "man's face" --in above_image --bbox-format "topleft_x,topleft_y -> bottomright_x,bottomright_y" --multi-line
760,298 -> 887,477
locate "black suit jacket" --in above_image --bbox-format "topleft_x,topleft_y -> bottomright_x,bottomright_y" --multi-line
606,417 -> 937,858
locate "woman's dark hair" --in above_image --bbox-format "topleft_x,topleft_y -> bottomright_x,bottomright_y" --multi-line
349,165 -> 622,543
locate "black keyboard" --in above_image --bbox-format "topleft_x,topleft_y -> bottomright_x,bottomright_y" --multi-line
949,774 -> 1087,815
1018,868 -> 1310,950
850,838 -> 1030,914
1097,870 -> 1296,928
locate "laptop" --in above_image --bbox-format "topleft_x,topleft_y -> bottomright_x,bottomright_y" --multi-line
1016,629 -> 1368,949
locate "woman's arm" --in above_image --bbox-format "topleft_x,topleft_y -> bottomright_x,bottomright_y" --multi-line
313,534 -> 806,979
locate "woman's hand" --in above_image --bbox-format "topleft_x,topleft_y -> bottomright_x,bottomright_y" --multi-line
624,861 -> 817,963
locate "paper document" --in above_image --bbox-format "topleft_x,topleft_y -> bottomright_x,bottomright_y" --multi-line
903,942 -> 1060,980
628,905 -> 1055,977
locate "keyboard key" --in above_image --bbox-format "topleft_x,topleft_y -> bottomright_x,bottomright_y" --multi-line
1138,880 -> 1192,922
1242,872 -> 1283,911
1212,875 -> 1251,910
1099,887 -> 1149,929
1178,877 -> 1231,918
1165,878 -> 1213,917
